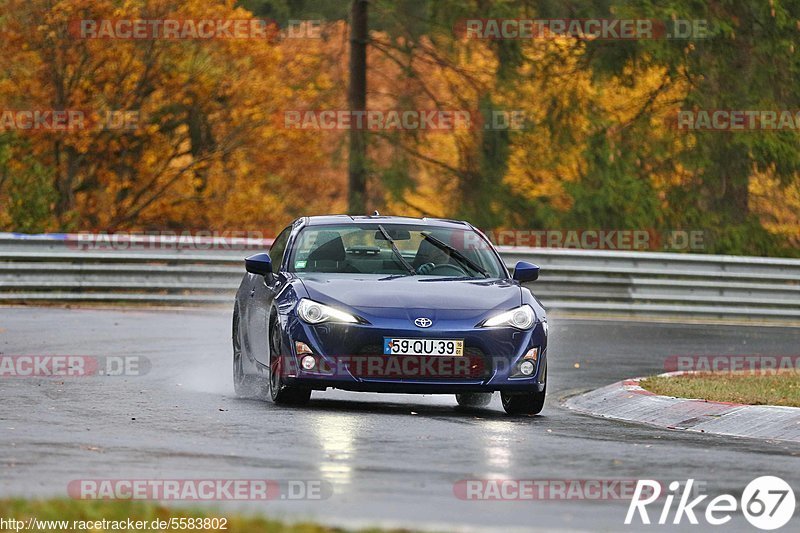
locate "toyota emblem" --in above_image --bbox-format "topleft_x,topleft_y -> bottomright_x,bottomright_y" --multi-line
414,317 -> 433,328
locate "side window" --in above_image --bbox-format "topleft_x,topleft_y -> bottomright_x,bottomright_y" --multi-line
268,226 -> 292,272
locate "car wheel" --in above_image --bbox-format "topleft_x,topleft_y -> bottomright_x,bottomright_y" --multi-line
455,392 -> 493,408
268,311 -> 311,405
501,369 -> 546,416
233,308 -> 269,399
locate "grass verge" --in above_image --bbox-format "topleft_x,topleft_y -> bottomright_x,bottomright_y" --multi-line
639,371 -> 800,407
0,499 -> 406,533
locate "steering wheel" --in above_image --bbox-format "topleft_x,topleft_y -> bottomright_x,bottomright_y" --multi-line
417,263 -> 468,276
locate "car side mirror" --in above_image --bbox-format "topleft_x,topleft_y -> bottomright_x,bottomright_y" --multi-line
245,253 -> 273,276
512,261 -> 539,282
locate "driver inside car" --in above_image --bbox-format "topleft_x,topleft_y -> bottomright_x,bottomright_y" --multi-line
412,238 -> 453,275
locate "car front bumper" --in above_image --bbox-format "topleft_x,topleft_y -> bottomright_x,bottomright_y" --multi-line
278,313 -> 548,394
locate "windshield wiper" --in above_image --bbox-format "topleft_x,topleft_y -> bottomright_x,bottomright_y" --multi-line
421,232 -> 490,278
378,225 -> 416,275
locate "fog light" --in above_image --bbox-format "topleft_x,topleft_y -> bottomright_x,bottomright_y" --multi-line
301,355 -> 316,370
295,341 -> 313,355
519,360 -> 535,376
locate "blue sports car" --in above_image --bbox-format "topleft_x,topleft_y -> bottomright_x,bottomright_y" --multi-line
232,215 -> 547,415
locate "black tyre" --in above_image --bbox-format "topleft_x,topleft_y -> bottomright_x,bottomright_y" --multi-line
455,392 -> 493,408
268,311 -> 311,405
501,368 -> 546,416
233,308 -> 269,399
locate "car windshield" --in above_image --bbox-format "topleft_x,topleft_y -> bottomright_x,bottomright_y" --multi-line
289,224 -> 505,278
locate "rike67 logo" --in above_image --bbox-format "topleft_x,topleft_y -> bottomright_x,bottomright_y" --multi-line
626,477 -> 796,530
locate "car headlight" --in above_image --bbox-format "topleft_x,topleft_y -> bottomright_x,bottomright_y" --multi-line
481,304 -> 535,329
296,298 -> 359,324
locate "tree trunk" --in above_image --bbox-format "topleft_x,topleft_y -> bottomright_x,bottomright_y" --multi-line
348,0 -> 368,214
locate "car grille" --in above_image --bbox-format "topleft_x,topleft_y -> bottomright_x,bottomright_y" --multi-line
348,345 -> 490,380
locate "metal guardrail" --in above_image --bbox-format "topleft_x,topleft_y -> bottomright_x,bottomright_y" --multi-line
1,233 -> 799,322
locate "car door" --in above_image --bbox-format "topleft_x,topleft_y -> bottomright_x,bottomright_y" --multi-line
245,226 -> 291,367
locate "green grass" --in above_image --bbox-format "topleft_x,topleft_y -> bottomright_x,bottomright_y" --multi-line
640,371 -> 800,407
0,499 -> 408,533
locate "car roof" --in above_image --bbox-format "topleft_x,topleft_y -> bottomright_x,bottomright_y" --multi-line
299,215 -> 471,229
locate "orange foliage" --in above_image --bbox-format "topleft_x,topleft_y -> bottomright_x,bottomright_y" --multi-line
0,0 -> 340,233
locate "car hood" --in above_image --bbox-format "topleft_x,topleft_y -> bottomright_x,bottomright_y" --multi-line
298,275 -> 522,320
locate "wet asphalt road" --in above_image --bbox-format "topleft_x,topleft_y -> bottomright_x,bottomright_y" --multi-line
1,306 -> 799,532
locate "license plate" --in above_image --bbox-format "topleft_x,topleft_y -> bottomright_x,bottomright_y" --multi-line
383,338 -> 464,356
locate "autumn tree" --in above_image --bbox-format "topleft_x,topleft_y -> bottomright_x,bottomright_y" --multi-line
0,0 -> 340,232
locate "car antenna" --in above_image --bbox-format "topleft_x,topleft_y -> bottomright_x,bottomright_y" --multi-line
372,210 -> 380,216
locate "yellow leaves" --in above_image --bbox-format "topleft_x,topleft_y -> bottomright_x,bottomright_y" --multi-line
4,0 -> 791,239
750,171 -> 800,247
0,0 -> 323,230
